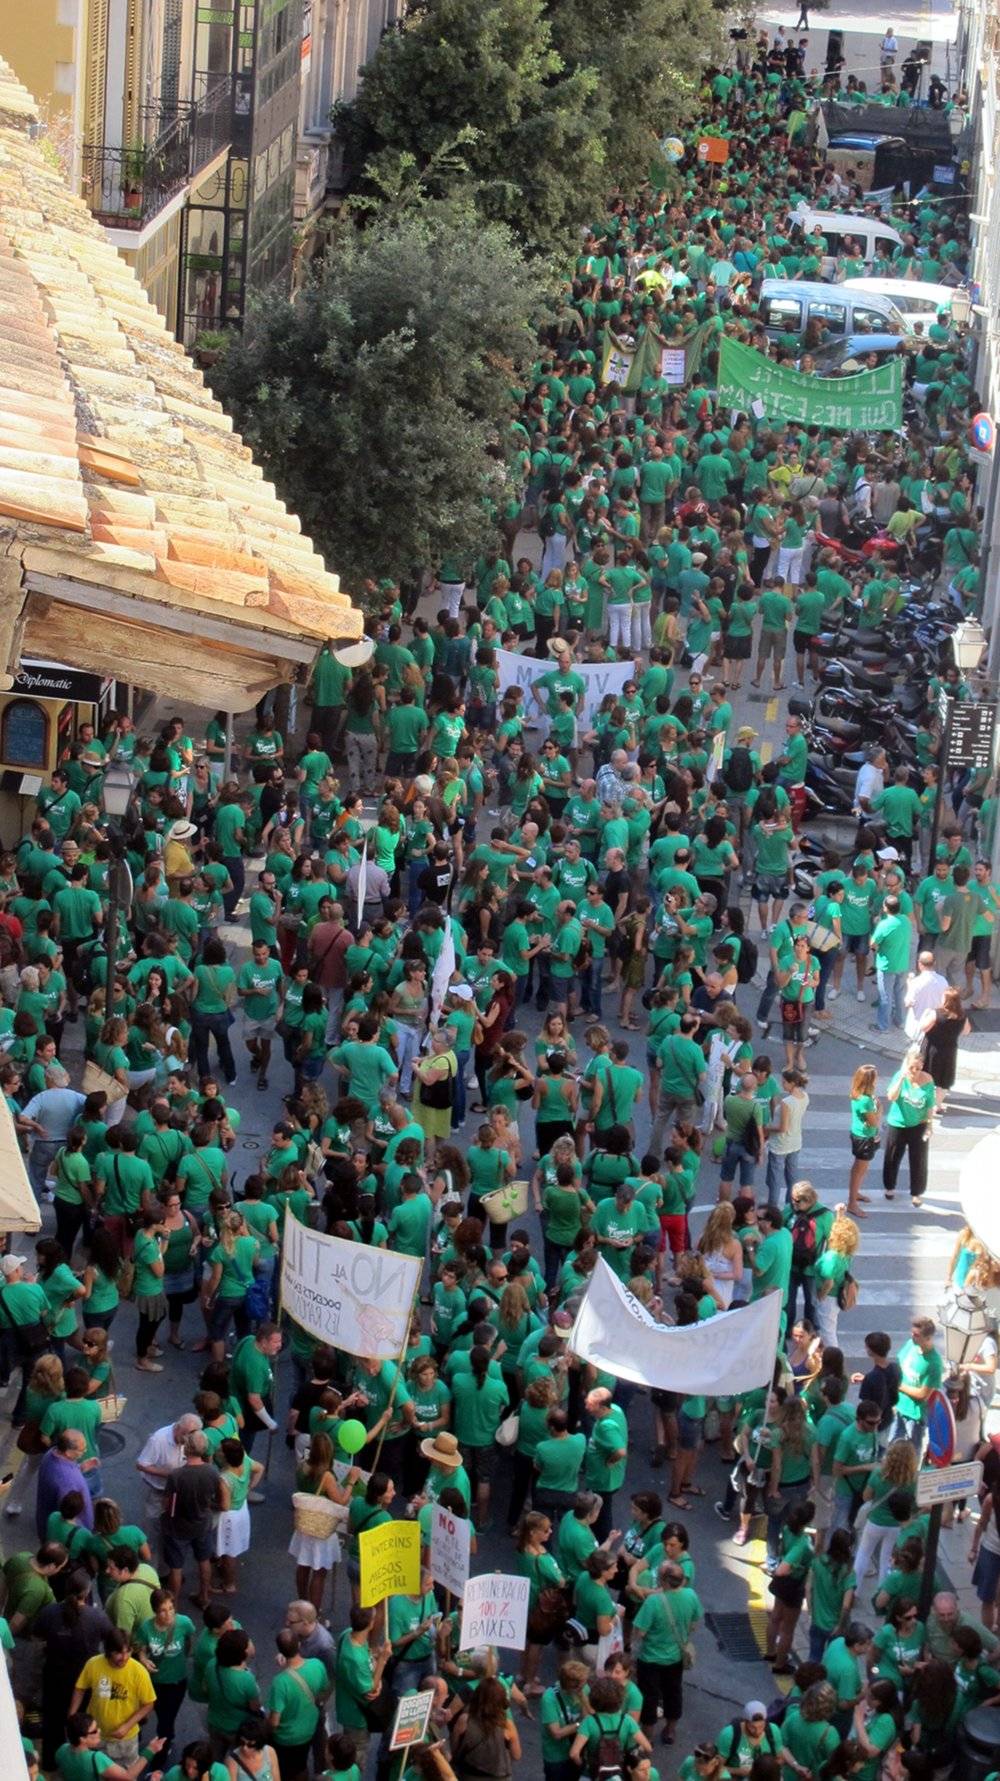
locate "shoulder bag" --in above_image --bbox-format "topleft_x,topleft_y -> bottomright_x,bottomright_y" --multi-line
662,1589 -> 696,1670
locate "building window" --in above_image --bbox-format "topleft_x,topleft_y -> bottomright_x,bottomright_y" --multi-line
1,700 -> 48,768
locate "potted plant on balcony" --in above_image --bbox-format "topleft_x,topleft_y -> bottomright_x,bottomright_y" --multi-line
193,329 -> 229,369
120,141 -> 148,212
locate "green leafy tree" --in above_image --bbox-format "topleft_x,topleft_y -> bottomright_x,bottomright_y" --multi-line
543,0 -> 721,194
208,208 -> 547,596
334,0 -> 607,254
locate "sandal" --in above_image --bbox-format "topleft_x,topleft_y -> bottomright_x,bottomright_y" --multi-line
167,1336 -> 185,1350
686,1485 -> 705,1497
733,1527 -> 748,1545
668,1494 -> 689,1509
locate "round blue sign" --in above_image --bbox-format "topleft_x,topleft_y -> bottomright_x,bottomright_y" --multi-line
925,1388 -> 956,1468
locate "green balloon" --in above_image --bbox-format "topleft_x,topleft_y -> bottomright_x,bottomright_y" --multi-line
338,1418 -> 368,1455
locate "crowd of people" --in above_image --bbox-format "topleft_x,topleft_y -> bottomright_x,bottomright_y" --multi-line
1,23 -> 1000,1781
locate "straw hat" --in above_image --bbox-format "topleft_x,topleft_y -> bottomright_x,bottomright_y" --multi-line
420,1430 -> 463,1469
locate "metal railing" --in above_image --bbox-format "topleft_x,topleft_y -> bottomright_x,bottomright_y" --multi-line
82,79 -> 233,229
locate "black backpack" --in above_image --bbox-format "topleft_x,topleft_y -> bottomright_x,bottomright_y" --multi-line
724,745 -> 754,793
736,934 -> 759,984
791,1211 -> 818,1271
70,939 -> 100,999
592,1713 -> 630,1781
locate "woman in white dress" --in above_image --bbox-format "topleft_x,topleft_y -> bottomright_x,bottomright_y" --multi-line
697,1203 -> 745,1309
288,1432 -> 361,1612
215,1437 -> 264,1591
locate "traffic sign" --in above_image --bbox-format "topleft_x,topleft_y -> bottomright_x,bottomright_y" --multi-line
916,1459 -> 982,1505
946,700 -> 996,771
925,1386 -> 956,1466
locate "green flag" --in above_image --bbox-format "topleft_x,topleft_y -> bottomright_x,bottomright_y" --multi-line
717,336 -> 903,431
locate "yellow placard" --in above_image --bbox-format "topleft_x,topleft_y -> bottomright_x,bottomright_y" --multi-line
358,1517 -> 421,1607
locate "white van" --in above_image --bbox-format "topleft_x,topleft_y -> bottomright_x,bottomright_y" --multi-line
759,279 -> 909,342
787,205 -> 905,276
841,276 -> 959,333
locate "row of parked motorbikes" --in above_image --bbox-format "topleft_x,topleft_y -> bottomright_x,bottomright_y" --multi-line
777,537 -> 965,895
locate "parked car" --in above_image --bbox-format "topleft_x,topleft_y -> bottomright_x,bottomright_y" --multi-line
786,205 -> 905,275
759,279 -> 909,345
840,275 -> 961,332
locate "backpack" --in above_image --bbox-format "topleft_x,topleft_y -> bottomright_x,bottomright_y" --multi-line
837,1269 -> 859,1310
724,745 -> 754,793
70,940 -> 100,999
736,934 -> 759,984
539,504 -> 557,540
592,1713 -> 630,1781
791,1212 -> 818,1271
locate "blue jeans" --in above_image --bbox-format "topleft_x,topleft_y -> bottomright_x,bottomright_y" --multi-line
756,968 -> 778,1024
765,1149 -> 800,1207
580,955 -> 604,1018
876,966 -> 906,1031
451,1049 -> 470,1129
808,1625 -> 831,1663
720,1139 -> 757,1188
815,947 -> 840,1013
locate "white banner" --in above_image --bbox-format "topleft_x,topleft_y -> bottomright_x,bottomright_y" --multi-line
430,1501 -> 471,1596
280,1208 -> 420,1359
459,1572 -> 531,1652
960,1134 -> 1000,1278
569,1257 -> 782,1393
495,648 -> 634,734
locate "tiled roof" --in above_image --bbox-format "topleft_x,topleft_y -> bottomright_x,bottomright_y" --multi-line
0,54 -> 360,700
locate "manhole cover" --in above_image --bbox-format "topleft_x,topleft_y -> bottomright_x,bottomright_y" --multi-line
704,1611 -> 765,1663
98,1426 -> 126,1458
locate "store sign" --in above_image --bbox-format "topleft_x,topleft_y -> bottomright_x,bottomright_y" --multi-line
13,660 -> 109,702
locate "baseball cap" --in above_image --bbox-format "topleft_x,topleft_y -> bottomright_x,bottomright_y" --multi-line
877,846 -> 900,862
1,1255 -> 26,1278
451,985 -> 474,1001
744,1702 -> 768,1721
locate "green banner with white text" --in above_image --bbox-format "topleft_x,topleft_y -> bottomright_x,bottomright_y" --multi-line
718,336 -> 903,431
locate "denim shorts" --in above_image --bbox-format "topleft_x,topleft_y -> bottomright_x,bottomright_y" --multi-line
207,1294 -> 245,1340
678,1412 -> 704,1452
844,933 -> 869,956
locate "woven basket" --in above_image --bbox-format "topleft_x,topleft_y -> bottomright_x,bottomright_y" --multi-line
99,1394 -> 126,1423
480,1178 -> 529,1225
292,1492 -> 344,1538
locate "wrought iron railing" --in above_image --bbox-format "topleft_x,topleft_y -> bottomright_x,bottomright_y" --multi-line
82,79 -> 233,229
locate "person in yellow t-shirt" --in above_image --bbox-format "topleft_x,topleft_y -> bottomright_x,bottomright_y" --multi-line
71,1630 -> 157,1759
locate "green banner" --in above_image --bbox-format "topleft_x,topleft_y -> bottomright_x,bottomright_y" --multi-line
603,321 -> 713,394
717,336 -> 903,431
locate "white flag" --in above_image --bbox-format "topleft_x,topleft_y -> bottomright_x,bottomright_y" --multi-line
569,1258 -> 782,1393
356,838 -> 368,930
428,920 -> 457,1031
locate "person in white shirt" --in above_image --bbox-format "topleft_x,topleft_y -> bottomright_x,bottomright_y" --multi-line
136,1414 -> 203,1547
881,31 -> 898,68
854,747 -> 886,818
904,952 -> 948,1040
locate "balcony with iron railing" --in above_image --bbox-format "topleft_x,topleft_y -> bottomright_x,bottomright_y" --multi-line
81,78 -> 234,230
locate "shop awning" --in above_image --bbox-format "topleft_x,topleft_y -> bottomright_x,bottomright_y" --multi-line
0,56 -> 362,712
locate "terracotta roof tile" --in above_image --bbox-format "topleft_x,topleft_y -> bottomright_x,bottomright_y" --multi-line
0,53 -> 360,654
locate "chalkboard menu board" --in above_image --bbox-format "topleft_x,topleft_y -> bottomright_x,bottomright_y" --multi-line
1,699 -> 48,768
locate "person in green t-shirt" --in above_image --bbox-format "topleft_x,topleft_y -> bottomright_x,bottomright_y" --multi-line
753,582 -> 793,691
236,942 -> 284,1090
883,1056 -> 936,1202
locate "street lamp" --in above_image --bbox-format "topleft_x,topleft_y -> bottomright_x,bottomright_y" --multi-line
102,763 -> 134,821
950,286 -> 973,328
937,1289 -> 993,1367
952,616 -> 988,672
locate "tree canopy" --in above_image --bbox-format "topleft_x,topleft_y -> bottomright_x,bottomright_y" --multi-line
335,0 -> 721,254
209,208 -> 548,596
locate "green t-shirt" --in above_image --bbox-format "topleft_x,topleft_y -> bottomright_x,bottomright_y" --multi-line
634,1585 -> 701,1664
335,1633 -> 375,1730
896,1337 -> 943,1421
267,1657 -> 328,1743
534,1433 -> 586,1494
451,1371 -> 509,1447
330,1039 -> 398,1107
134,1612 -> 195,1685
236,957 -> 283,1020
